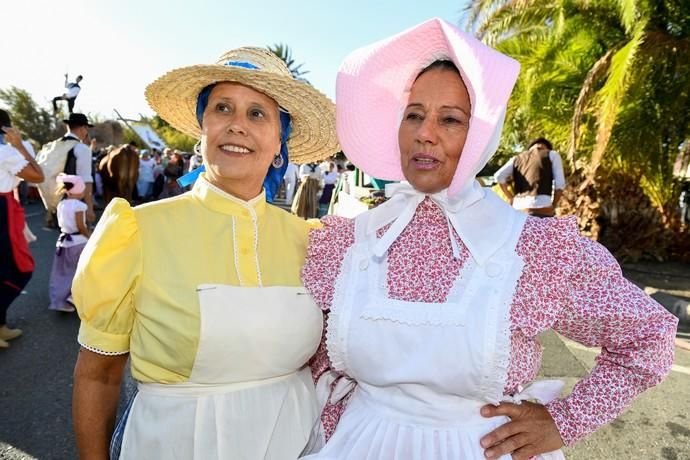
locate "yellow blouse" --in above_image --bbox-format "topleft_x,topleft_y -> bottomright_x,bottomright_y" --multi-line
73,174 -> 314,383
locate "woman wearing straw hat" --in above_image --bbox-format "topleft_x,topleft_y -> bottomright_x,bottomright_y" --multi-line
302,19 -> 677,460
71,47 -> 338,459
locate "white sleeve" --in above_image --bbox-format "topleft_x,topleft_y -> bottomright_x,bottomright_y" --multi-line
21,140 -> 36,158
0,144 -> 29,176
74,144 -> 93,183
493,157 -> 514,184
75,200 -> 88,212
550,151 -> 566,189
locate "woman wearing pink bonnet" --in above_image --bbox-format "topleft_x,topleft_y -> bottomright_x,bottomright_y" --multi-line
302,18 -> 678,460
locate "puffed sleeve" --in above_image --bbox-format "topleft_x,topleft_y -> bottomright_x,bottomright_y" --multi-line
0,144 -> 29,176
73,198 -> 142,355
544,219 -> 678,446
302,215 -> 355,311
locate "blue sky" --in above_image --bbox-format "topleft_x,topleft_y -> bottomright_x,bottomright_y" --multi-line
1,0 -> 468,121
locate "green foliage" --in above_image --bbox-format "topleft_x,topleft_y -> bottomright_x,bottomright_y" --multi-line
0,86 -> 55,145
267,43 -> 310,83
148,115 -> 196,152
462,0 -> 690,212
121,127 -> 141,147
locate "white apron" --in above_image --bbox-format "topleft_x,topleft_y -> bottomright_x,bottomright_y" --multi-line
308,206 -> 564,460
118,285 -> 323,460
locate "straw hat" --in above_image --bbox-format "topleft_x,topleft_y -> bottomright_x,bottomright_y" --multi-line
146,47 -> 339,164
336,18 -> 520,196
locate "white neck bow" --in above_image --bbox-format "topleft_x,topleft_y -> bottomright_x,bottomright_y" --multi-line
365,181 -> 517,266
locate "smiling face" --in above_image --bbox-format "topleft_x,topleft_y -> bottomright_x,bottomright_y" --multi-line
398,67 -> 471,194
200,82 -> 281,200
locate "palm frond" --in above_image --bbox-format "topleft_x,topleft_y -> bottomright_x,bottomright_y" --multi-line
567,46 -> 617,169
588,26 -> 646,176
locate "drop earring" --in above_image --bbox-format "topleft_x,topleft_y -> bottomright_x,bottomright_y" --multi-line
193,141 -> 202,155
272,153 -> 284,168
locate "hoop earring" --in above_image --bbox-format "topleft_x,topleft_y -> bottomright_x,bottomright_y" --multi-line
272,153 -> 284,169
193,141 -> 201,155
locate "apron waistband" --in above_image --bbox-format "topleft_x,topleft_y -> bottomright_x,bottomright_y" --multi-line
137,368 -> 307,397
351,379 -> 564,428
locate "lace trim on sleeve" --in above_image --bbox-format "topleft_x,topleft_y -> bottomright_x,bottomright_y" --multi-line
78,339 -> 129,356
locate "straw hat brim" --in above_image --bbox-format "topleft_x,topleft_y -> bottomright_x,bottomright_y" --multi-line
145,65 -> 339,164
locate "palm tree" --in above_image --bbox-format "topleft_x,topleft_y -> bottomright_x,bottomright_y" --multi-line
463,0 -> 690,257
267,43 -> 310,83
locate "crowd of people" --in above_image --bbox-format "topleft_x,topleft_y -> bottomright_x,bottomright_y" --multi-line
0,17 -> 680,460
0,105 -> 210,345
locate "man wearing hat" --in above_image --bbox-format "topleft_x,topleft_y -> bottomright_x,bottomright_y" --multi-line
58,113 -> 95,223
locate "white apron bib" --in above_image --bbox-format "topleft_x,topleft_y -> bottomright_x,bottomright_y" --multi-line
309,208 -> 564,460
118,285 -> 323,460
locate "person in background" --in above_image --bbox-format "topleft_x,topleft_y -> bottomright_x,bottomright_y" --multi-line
60,113 -> 96,223
151,151 -> 166,200
292,163 -> 322,219
0,109 -> 44,349
52,74 -> 83,114
284,162 -> 299,204
341,163 -> 356,195
494,138 -> 566,217
136,150 -> 156,202
161,152 -> 184,198
318,162 -> 338,216
48,174 -> 90,313
162,147 -> 173,167
188,150 -> 203,173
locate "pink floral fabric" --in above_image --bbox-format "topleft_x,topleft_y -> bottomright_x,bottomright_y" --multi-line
303,199 -> 678,446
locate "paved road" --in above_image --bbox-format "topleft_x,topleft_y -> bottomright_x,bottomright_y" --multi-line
1,200 -> 689,459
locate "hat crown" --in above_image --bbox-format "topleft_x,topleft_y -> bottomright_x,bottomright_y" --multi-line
216,47 -> 292,79
64,112 -> 92,126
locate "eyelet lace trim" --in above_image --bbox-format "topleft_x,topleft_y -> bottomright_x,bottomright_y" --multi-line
326,244 -> 357,374
480,213 -> 527,403
359,304 -> 466,327
78,339 -> 129,356
488,255 -> 526,402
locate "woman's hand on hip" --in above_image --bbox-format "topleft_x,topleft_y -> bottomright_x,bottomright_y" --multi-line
480,401 -> 563,459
